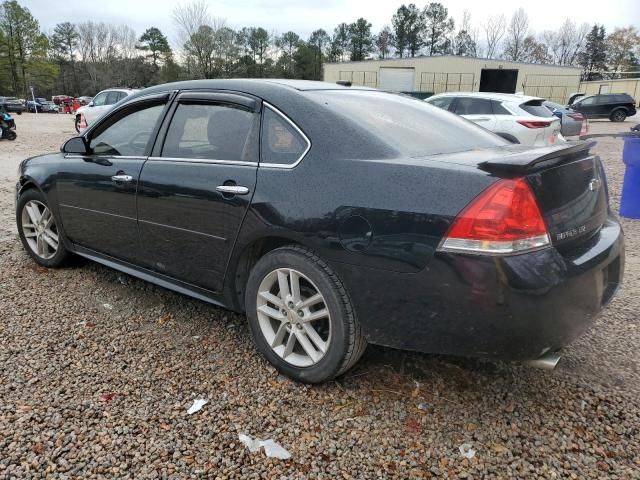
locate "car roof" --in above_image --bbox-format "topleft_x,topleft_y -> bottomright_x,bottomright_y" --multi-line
430,91 -> 544,103
131,79 -> 369,99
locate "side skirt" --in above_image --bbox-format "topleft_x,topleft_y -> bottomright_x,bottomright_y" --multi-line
73,245 -> 231,310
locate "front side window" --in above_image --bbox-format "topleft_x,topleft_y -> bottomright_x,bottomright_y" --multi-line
427,96 -> 454,110
162,103 -> 258,161
92,92 -> 108,106
89,103 -> 165,156
580,97 -> 596,106
261,107 -> 308,165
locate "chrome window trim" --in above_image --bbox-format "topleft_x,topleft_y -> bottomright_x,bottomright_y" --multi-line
260,102 -> 311,169
64,154 -> 147,160
147,156 -> 257,167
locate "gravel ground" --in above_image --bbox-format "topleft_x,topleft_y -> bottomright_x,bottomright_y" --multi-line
1,113 -> 640,479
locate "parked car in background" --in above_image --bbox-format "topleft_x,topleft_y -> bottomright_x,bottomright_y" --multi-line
544,101 -> 587,137
0,96 -> 25,114
425,92 -> 562,146
570,93 -> 637,122
15,79 -> 624,382
27,100 -> 46,113
76,96 -> 93,105
75,88 -> 137,132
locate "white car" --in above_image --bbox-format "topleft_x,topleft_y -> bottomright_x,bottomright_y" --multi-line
75,88 -> 137,132
425,92 -> 562,147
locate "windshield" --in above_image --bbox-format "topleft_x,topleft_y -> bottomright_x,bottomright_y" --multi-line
308,90 -> 507,157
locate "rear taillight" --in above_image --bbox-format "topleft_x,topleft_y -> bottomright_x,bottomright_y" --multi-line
79,114 -> 87,130
438,178 -> 550,255
580,119 -> 588,136
567,113 -> 584,121
517,120 -> 551,129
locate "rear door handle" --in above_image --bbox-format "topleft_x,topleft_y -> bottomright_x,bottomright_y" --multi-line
216,185 -> 250,195
111,174 -> 133,183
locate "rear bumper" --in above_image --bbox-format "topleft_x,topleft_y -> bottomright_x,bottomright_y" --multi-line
333,216 -> 624,360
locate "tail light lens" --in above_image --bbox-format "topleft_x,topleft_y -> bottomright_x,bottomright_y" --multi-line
79,114 -> 87,130
438,178 -> 550,255
517,120 -> 551,129
567,113 -> 584,121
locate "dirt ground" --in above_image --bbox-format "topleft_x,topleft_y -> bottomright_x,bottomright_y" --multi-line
1,112 -> 640,479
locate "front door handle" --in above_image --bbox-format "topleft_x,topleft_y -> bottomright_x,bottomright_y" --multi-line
474,117 -> 491,122
111,174 -> 133,183
216,185 -> 250,195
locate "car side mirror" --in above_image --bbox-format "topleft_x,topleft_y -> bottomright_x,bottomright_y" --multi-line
62,136 -> 89,155
88,101 -> 94,107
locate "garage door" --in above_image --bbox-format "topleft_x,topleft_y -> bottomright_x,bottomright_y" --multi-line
379,68 -> 415,92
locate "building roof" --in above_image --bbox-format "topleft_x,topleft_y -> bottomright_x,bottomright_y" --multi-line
324,54 -> 581,71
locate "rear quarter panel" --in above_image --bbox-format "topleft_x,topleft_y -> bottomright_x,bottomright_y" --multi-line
233,152 -> 496,275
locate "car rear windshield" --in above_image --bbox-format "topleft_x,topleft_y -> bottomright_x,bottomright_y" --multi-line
308,90 -> 507,157
520,100 -> 553,117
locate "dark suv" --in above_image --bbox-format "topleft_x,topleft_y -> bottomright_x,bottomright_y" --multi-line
570,93 -> 637,122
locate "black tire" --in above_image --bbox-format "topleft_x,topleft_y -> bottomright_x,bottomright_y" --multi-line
610,109 -> 627,122
74,115 -> 81,133
245,245 -> 367,383
16,111 -> 21,115
16,188 -> 69,268
5,130 -> 16,140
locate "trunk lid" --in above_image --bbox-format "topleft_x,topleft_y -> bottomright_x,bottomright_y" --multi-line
426,141 -> 609,249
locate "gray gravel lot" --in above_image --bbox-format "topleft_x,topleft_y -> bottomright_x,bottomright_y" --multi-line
1,113 -> 640,479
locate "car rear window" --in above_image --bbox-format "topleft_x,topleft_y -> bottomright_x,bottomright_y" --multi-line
308,90 -> 507,157
520,100 -> 553,117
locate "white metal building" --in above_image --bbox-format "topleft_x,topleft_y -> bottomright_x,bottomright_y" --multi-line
323,55 -> 582,104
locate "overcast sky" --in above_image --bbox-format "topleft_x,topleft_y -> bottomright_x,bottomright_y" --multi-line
23,0 -> 640,47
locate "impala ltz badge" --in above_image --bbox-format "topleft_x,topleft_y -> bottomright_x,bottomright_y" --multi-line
589,178 -> 601,191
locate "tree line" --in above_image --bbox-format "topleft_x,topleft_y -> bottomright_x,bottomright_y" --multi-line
1,0 -> 639,99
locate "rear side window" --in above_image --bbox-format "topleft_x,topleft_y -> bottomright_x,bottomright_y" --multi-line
261,107 -> 309,165
162,103 -> 259,161
491,101 -> 510,115
427,96 -> 454,110
454,97 -> 493,115
613,94 -> 633,102
520,100 -> 553,117
105,91 -> 121,105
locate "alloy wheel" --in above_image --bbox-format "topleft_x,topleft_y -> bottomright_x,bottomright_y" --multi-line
256,268 -> 331,367
21,200 -> 59,260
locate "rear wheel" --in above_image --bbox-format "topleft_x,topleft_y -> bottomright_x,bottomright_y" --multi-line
245,246 -> 366,383
610,109 -> 627,122
5,130 -> 16,140
17,189 -> 69,267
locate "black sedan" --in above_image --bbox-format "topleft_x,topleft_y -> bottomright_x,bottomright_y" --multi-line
15,80 -> 624,383
0,96 -> 25,114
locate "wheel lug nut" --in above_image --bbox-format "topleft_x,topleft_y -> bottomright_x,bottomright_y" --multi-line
297,324 -> 303,329
287,301 -> 294,308
297,310 -> 304,317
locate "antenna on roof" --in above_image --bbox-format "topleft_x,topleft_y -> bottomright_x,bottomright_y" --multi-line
336,80 -> 352,87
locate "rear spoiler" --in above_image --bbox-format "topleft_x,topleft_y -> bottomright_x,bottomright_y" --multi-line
478,141 -> 597,174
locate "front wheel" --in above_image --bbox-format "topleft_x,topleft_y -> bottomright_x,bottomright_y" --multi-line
74,115 -> 81,133
611,109 -> 627,122
245,246 -> 366,383
17,189 -> 69,267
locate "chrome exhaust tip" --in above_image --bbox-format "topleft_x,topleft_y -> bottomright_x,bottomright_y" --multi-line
524,351 -> 561,370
